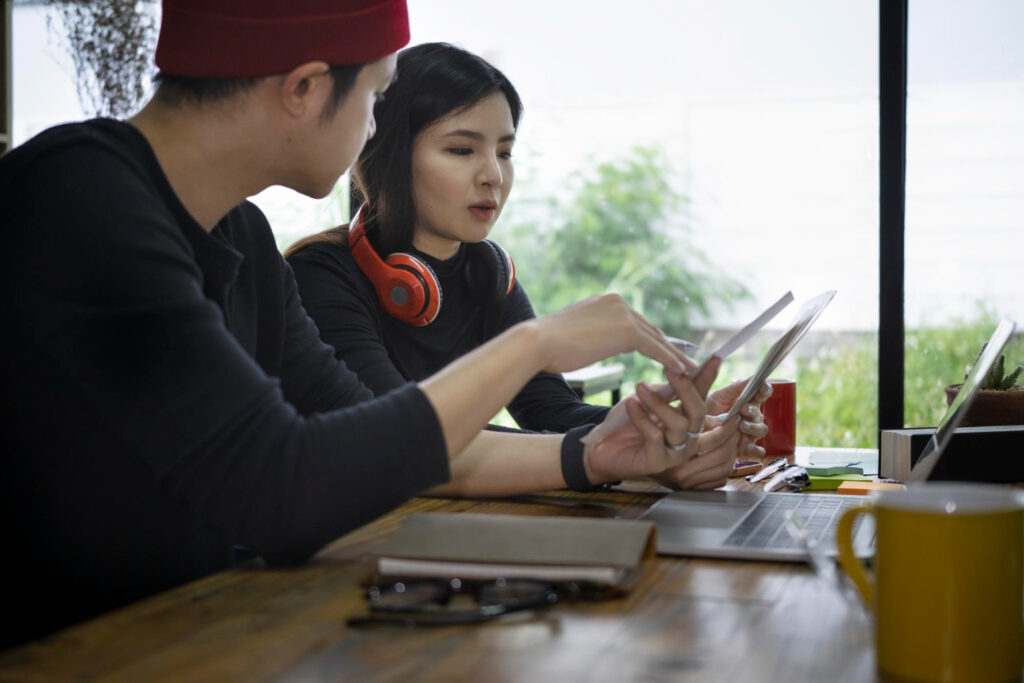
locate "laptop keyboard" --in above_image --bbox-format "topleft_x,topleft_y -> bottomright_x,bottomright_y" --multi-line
723,494 -> 864,550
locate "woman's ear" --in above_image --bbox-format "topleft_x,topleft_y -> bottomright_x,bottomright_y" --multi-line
279,61 -> 331,118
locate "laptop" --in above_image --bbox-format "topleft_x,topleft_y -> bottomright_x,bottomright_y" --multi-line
640,318 -> 1017,562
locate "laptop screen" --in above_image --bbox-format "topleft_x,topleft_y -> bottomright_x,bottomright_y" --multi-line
907,318 -> 1017,483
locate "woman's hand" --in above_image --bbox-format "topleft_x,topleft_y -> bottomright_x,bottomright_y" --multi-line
651,417 -> 741,490
525,294 -> 694,376
583,358 -> 720,483
707,378 -> 772,460
650,378 -> 772,490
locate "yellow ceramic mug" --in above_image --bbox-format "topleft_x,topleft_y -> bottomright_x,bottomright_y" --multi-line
836,483 -> 1024,683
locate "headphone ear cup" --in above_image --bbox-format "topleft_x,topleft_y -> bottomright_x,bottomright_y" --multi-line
464,240 -> 516,306
348,203 -> 441,326
384,253 -> 442,326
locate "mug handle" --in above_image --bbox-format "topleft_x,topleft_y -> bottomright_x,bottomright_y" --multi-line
836,505 -> 874,608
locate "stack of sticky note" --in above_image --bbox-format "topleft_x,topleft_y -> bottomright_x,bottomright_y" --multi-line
803,465 -> 907,494
836,481 -> 907,495
803,465 -> 871,491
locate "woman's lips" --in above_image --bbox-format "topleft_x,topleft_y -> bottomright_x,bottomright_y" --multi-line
468,206 -> 496,221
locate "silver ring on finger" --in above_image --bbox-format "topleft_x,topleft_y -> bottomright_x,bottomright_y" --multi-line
664,428 -> 700,452
664,436 -> 688,452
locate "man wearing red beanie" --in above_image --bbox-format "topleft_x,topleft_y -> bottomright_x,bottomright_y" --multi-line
0,1 -> 721,647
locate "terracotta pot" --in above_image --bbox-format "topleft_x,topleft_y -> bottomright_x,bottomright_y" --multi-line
944,383 -> 1024,426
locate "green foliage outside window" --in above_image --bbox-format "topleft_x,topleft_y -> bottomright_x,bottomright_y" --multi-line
793,334 -> 878,448
904,310 -> 1024,426
496,146 -> 1018,448
494,307 -> 1018,447
792,309 -> 1022,448
500,146 -> 750,383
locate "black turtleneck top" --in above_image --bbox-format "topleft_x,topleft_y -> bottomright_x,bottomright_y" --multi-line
287,240 -> 611,432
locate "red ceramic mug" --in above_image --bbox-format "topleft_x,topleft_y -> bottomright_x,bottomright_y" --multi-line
758,378 -> 796,456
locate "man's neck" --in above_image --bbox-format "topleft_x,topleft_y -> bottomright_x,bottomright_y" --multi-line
129,99 -> 274,231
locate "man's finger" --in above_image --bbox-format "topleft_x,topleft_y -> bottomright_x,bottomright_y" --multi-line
691,355 -> 721,397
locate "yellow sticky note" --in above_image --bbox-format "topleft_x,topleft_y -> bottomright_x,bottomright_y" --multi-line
837,481 -> 907,496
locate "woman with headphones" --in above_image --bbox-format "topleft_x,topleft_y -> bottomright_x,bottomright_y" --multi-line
287,43 -> 767,491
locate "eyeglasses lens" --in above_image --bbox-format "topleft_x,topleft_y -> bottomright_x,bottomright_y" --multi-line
366,581 -> 447,610
479,579 -> 559,611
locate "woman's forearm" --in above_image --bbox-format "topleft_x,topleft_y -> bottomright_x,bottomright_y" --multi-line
427,429 -> 565,497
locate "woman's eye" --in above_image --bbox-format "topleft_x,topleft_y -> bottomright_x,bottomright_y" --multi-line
499,151 -> 514,160
447,148 -> 472,156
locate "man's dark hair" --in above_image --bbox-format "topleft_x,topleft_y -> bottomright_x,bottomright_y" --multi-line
152,63 -> 365,119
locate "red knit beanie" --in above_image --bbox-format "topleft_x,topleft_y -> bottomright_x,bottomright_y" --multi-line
155,0 -> 409,78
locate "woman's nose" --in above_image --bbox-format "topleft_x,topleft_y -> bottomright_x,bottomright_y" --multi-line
478,155 -> 503,187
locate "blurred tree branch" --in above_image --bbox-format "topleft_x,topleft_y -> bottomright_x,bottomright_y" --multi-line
36,0 -> 158,118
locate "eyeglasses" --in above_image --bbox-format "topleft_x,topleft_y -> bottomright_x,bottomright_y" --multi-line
346,577 -> 620,628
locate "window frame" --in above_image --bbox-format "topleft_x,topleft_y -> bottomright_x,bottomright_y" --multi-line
0,0 -> 937,440
878,0 -> 908,433
2,0 -> 11,155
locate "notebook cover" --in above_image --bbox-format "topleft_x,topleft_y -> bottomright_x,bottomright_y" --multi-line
373,512 -> 656,569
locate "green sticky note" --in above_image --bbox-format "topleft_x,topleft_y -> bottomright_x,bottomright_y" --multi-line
804,466 -> 864,476
804,473 -> 873,491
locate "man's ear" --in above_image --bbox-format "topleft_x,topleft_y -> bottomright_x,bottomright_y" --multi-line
279,61 -> 331,118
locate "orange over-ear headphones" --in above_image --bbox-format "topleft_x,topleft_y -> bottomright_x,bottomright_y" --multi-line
348,204 -> 516,326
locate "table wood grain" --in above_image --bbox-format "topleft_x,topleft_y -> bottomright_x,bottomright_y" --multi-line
0,468 -> 879,682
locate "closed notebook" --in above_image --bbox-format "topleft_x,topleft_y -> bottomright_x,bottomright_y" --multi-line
372,512 -> 657,586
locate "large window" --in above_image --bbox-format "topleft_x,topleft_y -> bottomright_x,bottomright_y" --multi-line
14,1 -> 1015,444
9,1 -> 346,252
904,0 -> 1024,426
10,3 -> 82,145
405,0 -> 880,446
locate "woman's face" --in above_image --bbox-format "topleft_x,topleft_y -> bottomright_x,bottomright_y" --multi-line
410,92 -> 516,258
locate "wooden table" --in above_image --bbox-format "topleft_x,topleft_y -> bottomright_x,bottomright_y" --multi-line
0,461 -> 878,682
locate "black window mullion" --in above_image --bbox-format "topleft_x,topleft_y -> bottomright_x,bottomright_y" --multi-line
878,0 -> 908,435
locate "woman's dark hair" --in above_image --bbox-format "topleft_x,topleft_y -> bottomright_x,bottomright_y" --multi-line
284,42 -> 523,259
153,63 -> 364,120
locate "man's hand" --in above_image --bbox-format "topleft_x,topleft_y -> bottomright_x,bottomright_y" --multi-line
528,294 -> 695,377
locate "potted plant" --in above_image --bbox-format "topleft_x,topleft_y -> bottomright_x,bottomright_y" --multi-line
945,343 -> 1024,426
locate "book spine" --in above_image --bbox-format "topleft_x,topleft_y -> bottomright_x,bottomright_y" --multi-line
879,431 -> 895,480
879,430 -> 918,481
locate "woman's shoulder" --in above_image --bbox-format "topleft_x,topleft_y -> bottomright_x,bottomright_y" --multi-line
286,230 -> 376,294
491,279 -> 537,329
286,230 -> 354,269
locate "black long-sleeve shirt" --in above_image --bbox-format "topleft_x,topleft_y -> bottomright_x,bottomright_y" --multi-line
0,119 -> 449,646
287,241 -> 611,432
